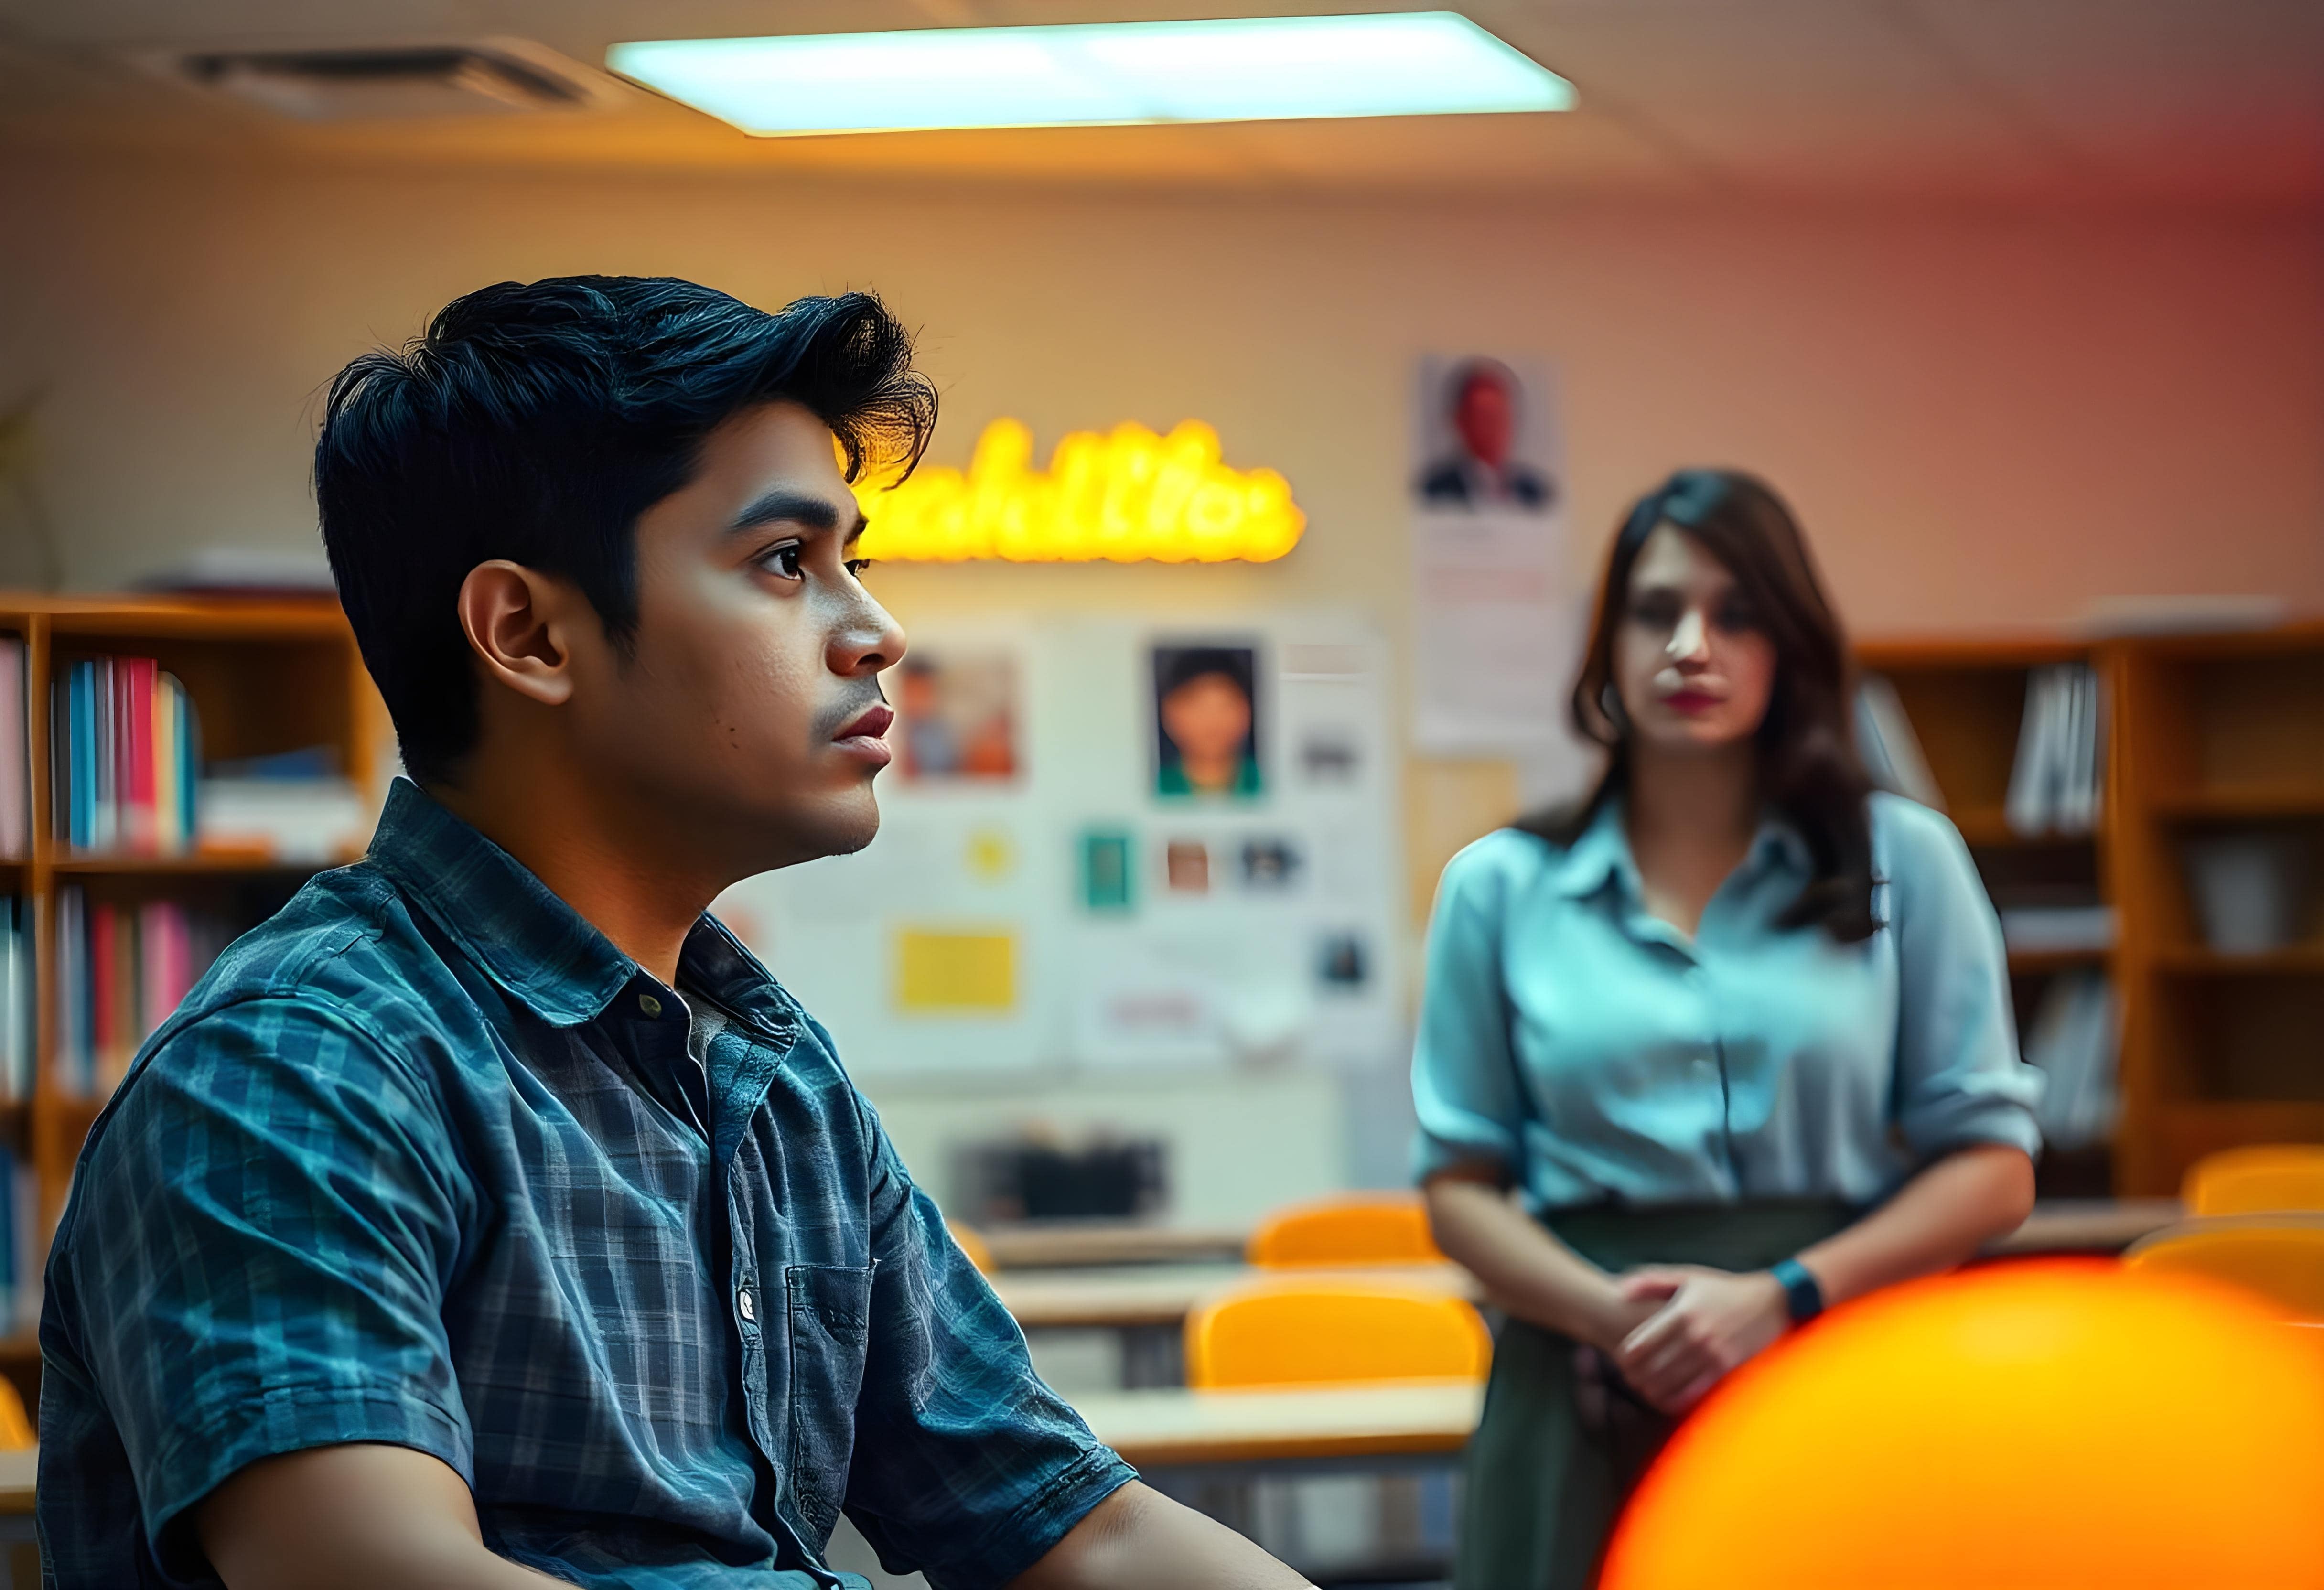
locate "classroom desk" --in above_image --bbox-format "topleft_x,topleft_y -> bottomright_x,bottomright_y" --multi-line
994,1202 -> 2183,1333
993,1263 -> 1477,1331
1073,1382 -> 1485,1469
981,1223 -> 1248,1270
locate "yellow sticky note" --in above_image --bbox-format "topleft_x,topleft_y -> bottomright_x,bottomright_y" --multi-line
894,929 -> 1017,1013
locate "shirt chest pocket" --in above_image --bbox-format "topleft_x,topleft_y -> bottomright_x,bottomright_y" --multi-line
785,1262 -> 873,1538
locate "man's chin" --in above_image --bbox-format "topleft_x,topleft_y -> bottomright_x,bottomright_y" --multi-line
768,793 -> 882,868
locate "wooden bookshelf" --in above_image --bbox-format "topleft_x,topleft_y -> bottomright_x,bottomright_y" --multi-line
1858,636 -> 2114,1197
0,592 -> 387,1411
2109,621 -> 2324,1195
1861,623 -> 2324,1199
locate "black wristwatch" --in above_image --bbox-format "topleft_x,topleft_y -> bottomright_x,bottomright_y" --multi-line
1770,1257 -> 1825,1323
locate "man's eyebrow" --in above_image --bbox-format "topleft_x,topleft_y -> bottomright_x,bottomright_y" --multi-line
727,489 -> 863,537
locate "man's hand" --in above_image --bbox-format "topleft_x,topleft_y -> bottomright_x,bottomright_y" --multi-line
1611,1265 -> 1790,1415
1008,1480 -> 1312,1590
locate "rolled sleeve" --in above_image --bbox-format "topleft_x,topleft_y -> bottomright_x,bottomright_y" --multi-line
57,996 -> 472,1576
840,1098 -> 1134,1590
1411,833 -> 1529,1182
1881,800 -> 2045,1160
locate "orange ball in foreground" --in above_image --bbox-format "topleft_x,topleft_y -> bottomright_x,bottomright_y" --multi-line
1600,1260 -> 2324,1590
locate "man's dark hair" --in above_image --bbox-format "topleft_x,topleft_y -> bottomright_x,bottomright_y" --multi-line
316,275 -> 937,785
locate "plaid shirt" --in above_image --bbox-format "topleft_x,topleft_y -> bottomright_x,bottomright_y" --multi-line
40,779 -> 1132,1589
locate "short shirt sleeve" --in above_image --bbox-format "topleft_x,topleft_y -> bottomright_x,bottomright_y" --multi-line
838,1085 -> 1135,1590
56,995 -> 473,1577
1879,798 -> 2046,1159
1411,833 -> 1529,1182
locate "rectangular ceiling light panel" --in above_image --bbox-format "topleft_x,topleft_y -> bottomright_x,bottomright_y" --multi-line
608,12 -> 1572,136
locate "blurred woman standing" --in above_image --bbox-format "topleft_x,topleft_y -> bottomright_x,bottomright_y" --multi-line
1412,471 -> 2041,1588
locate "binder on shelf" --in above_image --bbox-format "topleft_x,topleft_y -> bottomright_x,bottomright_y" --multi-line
2023,969 -> 2119,1151
0,899 -> 29,1102
2004,662 -> 2104,837
1853,675 -> 1945,810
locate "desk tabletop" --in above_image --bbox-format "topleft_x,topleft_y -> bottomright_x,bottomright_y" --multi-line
981,1225 -> 1248,1270
994,1202 -> 2182,1330
995,1262 -> 1477,1330
1073,1382 -> 1484,1468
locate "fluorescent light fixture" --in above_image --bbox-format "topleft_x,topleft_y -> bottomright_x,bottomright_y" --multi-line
607,12 -> 1573,137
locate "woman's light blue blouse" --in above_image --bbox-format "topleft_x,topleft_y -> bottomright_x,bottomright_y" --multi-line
1411,793 -> 2043,1209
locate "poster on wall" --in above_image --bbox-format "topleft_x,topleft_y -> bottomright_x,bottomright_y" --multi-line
713,612 -> 1403,1081
1409,354 -> 1584,785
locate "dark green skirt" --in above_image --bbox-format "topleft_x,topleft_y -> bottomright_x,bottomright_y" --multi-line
1455,1202 -> 1857,1590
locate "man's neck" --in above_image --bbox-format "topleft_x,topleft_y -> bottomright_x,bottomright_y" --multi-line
426,755 -> 716,988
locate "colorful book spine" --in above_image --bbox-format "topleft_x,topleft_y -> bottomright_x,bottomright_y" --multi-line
0,639 -> 24,859
51,658 -> 202,856
50,894 -> 215,1099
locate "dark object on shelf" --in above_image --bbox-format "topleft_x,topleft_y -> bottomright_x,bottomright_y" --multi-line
957,1135 -> 1169,1224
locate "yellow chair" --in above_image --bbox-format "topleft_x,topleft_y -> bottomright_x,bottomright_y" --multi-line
2183,1145 -> 2324,1218
1246,1192 -> 1446,1268
1185,1282 -> 1492,1389
2122,1219 -> 2324,1323
947,1222 -> 996,1276
0,1377 -> 31,1449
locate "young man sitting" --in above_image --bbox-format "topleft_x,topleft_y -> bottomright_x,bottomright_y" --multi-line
38,276 -> 1311,1590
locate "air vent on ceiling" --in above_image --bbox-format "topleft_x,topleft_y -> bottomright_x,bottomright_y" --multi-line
158,38 -> 626,122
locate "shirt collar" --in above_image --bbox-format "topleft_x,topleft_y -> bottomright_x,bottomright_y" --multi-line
366,779 -> 794,1039
1550,793 -> 1813,900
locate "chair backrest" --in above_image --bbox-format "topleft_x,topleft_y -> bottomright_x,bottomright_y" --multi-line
0,1377 -> 31,1450
2122,1220 -> 2324,1323
1185,1281 -> 1493,1389
1247,1192 -> 1445,1268
2184,1145 -> 2324,1218
947,1222 -> 996,1275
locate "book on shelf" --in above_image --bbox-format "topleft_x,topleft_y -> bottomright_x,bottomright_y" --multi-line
0,637 -> 25,859
2003,662 -> 2104,837
1853,675 -> 1945,811
0,1141 -> 37,1336
50,656 -> 200,855
2023,968 -> 2119,1152
0,899 -> 30,1102
1999,903 -> 2118,954
54,889 -> 226,1099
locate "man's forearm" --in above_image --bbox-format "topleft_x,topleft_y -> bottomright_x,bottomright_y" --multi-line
1009,1481 -> 1312,1590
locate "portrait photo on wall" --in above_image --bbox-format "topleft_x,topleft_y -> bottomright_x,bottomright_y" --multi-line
895,649 -> 1020,781
1412,355 -> 1560,515
1152,643 -> 1263,800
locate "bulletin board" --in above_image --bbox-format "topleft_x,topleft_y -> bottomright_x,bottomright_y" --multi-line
713,610 -> 1405,1080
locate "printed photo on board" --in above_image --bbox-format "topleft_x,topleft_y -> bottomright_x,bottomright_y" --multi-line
1413,356 -> 1558,514
1152,644 -> 1262,799
896,650 -> 1019,781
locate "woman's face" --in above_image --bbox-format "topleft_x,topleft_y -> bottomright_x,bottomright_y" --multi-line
1613,525 -> 1777,755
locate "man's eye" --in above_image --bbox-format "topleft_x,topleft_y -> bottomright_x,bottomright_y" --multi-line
845,558 -> 874,579
759,543 -> 805,580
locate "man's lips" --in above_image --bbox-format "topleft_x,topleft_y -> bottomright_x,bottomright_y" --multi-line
835,703 -> 894,743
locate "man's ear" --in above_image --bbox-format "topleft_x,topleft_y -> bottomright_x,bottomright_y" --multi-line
455,560 -> 580,707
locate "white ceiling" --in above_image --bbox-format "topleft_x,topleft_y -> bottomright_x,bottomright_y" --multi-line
1,0 -> 2318,204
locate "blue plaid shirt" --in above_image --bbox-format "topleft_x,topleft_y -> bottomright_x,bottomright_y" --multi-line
40,779 -> 1134,1589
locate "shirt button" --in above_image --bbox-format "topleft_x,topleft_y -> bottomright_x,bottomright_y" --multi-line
638,993 -> 663,1018
737,1286 -> 756,1323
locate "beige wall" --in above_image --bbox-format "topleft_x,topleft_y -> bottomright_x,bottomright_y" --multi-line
5,157 -> 2320,634
5,153 -> 2319,1214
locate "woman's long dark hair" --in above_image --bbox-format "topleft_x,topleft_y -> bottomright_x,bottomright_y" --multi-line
1517,469 -> 1879,942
